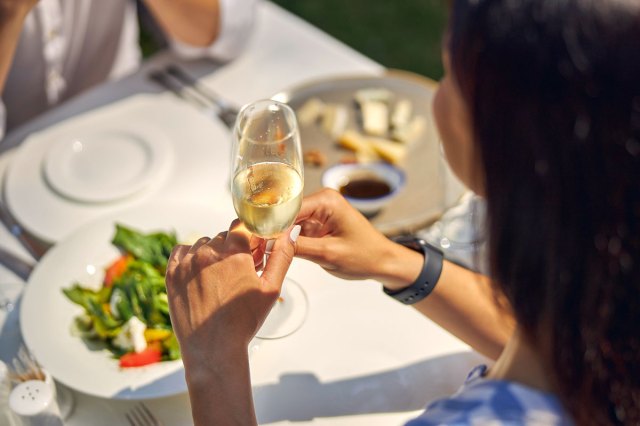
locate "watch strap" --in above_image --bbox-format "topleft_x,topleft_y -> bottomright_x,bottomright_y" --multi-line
384,237 -> 444,305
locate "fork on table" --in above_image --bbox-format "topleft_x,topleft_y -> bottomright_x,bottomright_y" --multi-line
125,403 -> 163,426
148,64 -> 239,129
9,345 -> 46,383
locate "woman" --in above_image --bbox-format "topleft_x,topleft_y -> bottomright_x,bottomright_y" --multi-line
165,0 -> 640,424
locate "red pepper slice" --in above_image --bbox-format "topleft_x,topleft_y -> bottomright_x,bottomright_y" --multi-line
119,344 -> 162,368
104,255 -> 130,287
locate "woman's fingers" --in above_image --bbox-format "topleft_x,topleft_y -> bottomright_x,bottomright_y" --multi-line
187,236 -> 212,254
261,225 -> 300,291
166,244 -> 191,283
296,188 -> 340,223
251,237 -> 267,270
293,235 -> 331,262
224,220 -> 252,254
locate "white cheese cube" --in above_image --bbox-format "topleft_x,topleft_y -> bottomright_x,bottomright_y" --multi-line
391,99 -> 412,130
113,316 -> 148,353
361,101 -> 389,137
322,104 -> 349,139
392,115 -> 426,145
297,98 -> 325,126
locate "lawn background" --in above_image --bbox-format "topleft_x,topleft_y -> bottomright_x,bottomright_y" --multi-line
139,1 -> 449,81
271,0 -> 448,80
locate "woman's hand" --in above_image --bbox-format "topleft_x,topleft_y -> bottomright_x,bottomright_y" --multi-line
296,190 -> 514,359
165,220 -> 297,426
295,189 -> 423,290
165,220 -> 297,368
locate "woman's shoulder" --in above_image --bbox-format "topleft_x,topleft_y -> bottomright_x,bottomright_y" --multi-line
405,366 -> 574,426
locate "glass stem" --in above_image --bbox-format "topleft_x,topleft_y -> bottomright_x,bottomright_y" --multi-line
264,239 -> 276,267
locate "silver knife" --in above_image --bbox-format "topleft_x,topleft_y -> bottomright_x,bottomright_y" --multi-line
0,201 -> 50,262
0,246 -> 33,281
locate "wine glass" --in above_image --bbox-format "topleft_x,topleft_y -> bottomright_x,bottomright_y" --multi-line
230,99 -> 307,339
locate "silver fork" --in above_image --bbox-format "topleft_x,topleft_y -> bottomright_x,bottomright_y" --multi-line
125,403 -> 163,426
149,66 -> 239,129
9,344 -> 46,383
165,64 -> 240,125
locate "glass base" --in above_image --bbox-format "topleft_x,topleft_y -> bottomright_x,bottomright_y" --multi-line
256,277 -> 308,339
56,382 -> 75,420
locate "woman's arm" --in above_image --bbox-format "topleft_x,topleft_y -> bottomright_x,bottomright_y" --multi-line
184,343 -> 256,425
165,221 -> 298,425
0,2 -> 37,94
379,244 -> 513,360
294,189 -> 514,360
142,0 -> 220,47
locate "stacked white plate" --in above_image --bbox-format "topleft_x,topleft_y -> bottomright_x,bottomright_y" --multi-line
5,93 -> 233,243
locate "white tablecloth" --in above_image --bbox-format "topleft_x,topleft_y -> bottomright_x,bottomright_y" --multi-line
0,3 -> 482,425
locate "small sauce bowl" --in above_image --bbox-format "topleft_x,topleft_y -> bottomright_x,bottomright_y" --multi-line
322,163 -> 406,215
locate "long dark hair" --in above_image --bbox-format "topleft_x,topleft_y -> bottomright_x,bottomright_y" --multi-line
448,0 -> 640,423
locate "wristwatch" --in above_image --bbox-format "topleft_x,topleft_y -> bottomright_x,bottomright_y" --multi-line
384,236 -> 444,305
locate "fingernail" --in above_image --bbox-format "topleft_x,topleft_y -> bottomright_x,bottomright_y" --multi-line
289,225 -> 301,243
265,239 -> 275,253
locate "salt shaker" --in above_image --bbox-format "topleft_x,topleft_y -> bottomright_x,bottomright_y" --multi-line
9,378 -> 63,426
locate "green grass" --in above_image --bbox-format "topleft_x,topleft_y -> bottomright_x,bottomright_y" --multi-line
271,0 -> 448,80
138,1 -> 449,80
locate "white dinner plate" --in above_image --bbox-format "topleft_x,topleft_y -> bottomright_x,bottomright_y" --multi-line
4,93 -> 232,243
43,125 -> 171,203
20,202 -> 236,399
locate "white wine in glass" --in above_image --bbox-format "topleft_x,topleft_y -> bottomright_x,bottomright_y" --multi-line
232,162 -> 303,238
230,99 -> 307,339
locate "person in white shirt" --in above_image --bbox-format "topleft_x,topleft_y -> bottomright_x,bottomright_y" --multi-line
0,0 -> 257,139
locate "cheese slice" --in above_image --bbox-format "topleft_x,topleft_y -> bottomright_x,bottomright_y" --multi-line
338,130 -> 367,151
322,104 -> 349,139
370,137 -> 407,165
392,115 -> 426,145
297,98 -> 326,126
361,101 -> 389,136
391,99 -> 412,130
338,130 -> 379,161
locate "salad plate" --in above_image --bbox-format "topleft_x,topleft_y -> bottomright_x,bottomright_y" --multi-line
20,201 -> 236,399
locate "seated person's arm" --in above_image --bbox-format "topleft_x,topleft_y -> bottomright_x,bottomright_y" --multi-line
0,2 -> 38,139
0,2 -> 36,93
143,0 -> 257,60
385,249 -> 514,360
295,189 -> 514,360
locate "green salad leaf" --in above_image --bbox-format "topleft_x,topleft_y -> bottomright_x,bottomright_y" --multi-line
111,224 -> 177,272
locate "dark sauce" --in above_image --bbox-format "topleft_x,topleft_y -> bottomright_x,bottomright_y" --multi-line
339,178 -> 392,199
